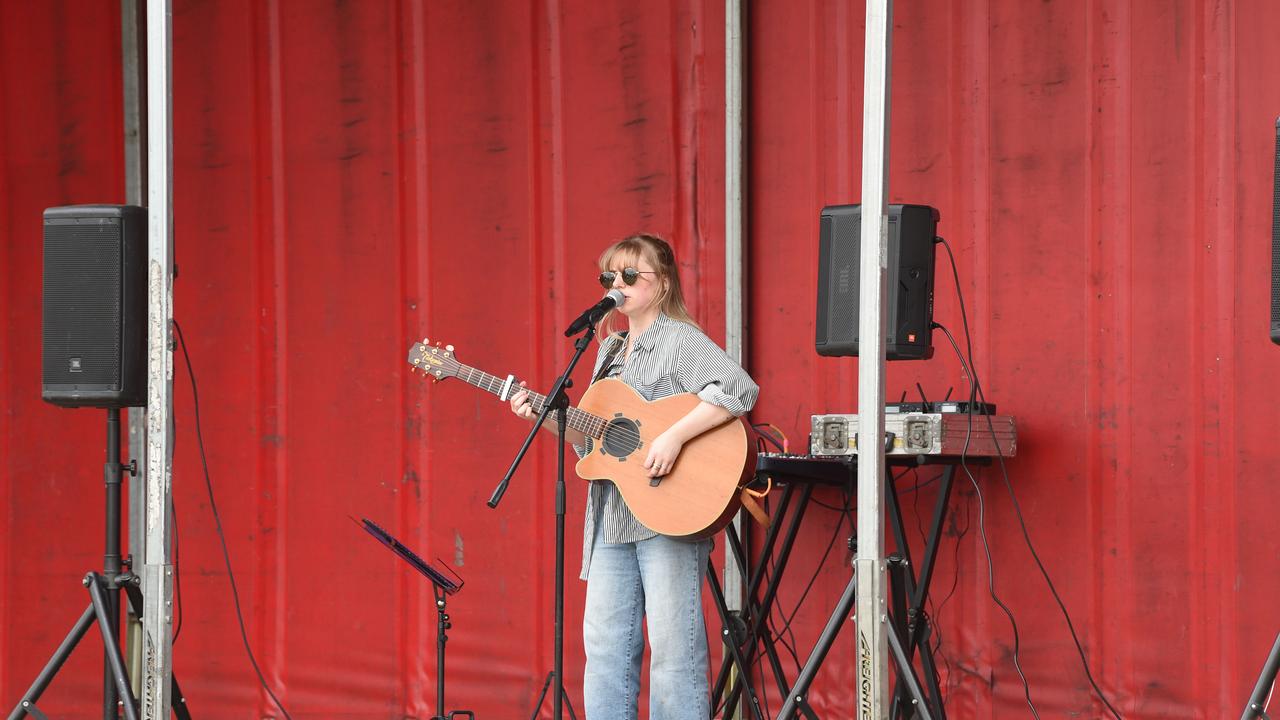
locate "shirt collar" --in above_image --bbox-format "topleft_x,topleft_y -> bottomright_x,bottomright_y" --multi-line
629,312 -> 671,353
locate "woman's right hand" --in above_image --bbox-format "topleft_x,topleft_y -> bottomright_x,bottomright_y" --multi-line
509,381 -> 535,421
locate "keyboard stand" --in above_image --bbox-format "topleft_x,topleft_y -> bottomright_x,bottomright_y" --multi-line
707,455 -> 958,719
709,481 -> 818,720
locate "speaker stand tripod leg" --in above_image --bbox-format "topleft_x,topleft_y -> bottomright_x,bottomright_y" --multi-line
1241,632 -> 1280,720
6,605 -> 97,720
86,573 -> 139,720
6,573 -> 140,720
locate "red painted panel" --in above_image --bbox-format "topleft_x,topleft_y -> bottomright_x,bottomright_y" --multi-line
1,1 -> 129,717
3,1 -> 1280,718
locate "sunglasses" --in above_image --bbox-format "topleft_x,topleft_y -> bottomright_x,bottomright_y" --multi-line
598,267 -> 656,289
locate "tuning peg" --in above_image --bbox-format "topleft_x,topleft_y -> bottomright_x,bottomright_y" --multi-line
422,337 -> 429,344
445,344 -> 454,352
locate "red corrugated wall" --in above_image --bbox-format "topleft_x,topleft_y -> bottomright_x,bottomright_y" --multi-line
2,0 -> 1278,717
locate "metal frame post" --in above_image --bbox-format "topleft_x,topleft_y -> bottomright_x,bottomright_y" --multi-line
141,0 -> 175,717
856,1 -> 893,719
723,4 -> 750,716
723,0 -> 748,616
121,0 -> 149,696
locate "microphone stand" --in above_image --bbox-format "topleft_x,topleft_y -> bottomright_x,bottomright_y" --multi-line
489,324 -> 595,720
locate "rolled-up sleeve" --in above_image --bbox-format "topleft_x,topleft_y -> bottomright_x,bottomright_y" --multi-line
676,331 -> 759,417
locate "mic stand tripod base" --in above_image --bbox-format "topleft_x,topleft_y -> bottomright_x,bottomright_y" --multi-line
491,328 -> 595,720
528,671 -> 578,720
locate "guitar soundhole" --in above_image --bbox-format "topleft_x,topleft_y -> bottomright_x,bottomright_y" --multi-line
601,417 -> 642,458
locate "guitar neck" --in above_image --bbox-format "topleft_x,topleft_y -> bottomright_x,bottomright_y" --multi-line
453,364 -> 605,438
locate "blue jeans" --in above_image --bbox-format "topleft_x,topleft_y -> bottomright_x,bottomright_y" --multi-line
582,525 -> 712,720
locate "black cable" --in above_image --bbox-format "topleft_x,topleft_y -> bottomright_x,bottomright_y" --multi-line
166,409 -> 183,645
173,320 -> 293,720
751,424 -> 786,453
810,488 -> 857,512
774,489 -> 850,645
897,468 -> 944,495
171,497 -> 182,644
931,320 -> 1038,717
936,236 -> 1124,720
762,530 -> 800,677
907,467 -> 949,692
930,484 -> 972,695
761,496 -> 805,674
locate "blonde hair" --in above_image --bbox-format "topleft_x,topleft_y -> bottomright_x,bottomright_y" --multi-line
597,233 -> 700,339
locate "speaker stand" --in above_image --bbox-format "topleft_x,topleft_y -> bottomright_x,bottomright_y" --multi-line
1240,632 -> 1280,720
5,409 -> 190,720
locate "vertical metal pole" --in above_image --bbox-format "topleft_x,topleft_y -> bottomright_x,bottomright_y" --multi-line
121,0 -> 148,697
104,409 -> 123,720
856,2 -> 892,719
141,0 -> 175,718
724,4 -> 750,715
723,0 -> 748,618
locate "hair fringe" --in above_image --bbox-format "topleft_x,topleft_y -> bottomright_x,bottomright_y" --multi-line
596,234 -> 700,340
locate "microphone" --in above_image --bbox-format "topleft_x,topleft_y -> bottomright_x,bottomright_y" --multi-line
564,289 -> 625,337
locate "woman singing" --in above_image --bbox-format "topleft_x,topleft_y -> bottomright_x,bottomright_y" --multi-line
509,233 -> 759,720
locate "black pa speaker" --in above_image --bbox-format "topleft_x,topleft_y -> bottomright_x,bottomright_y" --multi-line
42,204 -> 148,407
1271,118 -> 1280,345
816,204 -> 939,360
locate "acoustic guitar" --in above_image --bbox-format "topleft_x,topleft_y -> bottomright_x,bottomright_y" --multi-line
407,340 -> 755,539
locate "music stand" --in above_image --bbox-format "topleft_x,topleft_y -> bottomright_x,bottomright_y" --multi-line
356,517 -> 471,720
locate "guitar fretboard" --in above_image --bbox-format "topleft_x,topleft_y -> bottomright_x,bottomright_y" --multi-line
454,364 -> 606,438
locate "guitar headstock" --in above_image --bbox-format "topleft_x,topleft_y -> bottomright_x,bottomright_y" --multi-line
406,338 -> 462,383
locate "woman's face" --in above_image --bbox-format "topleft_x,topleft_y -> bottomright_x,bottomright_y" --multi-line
602,255 -> 663,318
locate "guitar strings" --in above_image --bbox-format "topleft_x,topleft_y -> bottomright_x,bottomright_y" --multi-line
414,351 -> 655,449
446,362 -> 650,446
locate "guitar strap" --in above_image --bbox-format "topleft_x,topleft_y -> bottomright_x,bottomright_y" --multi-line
739,478 -> 773,528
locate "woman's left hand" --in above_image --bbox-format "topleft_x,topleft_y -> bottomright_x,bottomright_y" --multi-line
644,431 -> 685,478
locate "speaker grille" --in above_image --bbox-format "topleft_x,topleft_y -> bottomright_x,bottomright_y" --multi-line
827,212 -> 861,343
43,220 -> 125,388
816,204 -> 938,359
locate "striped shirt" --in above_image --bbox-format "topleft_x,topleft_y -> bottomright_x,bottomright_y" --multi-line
576,312 -> 760,578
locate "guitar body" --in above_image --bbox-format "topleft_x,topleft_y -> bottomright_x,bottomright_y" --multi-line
575,378 -> 755,540
405,340 -> 754,540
